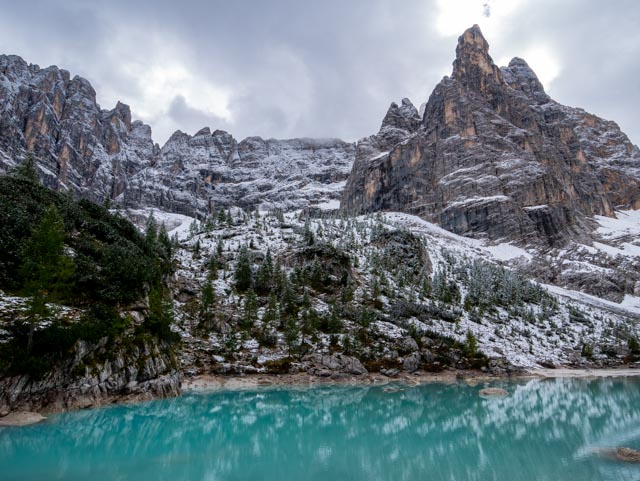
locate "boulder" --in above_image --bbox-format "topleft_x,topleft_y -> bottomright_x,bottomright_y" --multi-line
398,336 -> 420,353
304,353 -> 368,376
478,387 -> 509,398
402,352 -> 422,373
381,368 -> 401,378
615,447 -> 640,463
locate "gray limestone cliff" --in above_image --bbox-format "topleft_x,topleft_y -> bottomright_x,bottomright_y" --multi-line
0,55 -> 157,202
0,54 -> 354,216
341,25 -> 640,245
0,336 -> 180,413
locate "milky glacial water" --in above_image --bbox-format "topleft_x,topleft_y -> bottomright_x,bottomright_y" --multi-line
2,377 -> 640,481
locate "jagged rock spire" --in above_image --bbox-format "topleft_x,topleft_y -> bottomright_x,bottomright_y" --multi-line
342,24 -> 640,245
501,57 -> 548,103
451,24 -> 504,93
380,98 -> 420,132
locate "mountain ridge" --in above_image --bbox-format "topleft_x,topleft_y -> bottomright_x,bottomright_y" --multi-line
2,26 -> 640,412
342,25 -> 640,246
2,26 -> 639,240
0,53 -> 355,216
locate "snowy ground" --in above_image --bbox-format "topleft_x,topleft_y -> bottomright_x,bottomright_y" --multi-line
4,205 -> 634,372
149,207 -> 640,370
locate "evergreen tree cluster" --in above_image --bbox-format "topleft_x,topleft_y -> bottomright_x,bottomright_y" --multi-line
0,173 -> 178,377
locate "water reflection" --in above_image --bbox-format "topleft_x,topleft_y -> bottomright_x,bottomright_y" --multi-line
1,378 -> 640,481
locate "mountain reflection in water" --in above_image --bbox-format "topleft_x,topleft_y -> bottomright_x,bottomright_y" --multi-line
1,377 -> 640,481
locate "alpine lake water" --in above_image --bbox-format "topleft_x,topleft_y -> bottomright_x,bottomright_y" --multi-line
2,377 -> 640,481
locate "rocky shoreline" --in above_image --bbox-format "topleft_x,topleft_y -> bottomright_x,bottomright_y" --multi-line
3,366 -> 640,427
182,366 -> 640,392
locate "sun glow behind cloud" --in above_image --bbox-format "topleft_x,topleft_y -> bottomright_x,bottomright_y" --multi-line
434,0 -> 561,90
435,0 -> 525,38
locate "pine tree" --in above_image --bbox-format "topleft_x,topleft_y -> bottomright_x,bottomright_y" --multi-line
301,289 -> 311,309
188,220 -> 198,238
372,277 -> 381,299
464,330 -> 478,358
326,305 -> 343,333
303,218 -> 315,245
217,207 -> 226,225
262,293 -> 278,327
147,285 -> 176,341
284,315 -> 300,358
200,280 -> 216,319
208,255 -> 219,280
240,289 -> 258,330
258,293 -> 279,347
255,249 -> 274,295
20,205 -> 75,350
216,237 -> 224,257
272,258 -> 286,294
234,245 -> 253,292
145,214 -> 158,250
281,276 -> 299,317
12,152 -> 39,183
158,223 -> 172,260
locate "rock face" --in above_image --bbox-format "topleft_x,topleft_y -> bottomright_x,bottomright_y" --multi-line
0,55 -> 157,202
342,25 -> 640,245
124,131 -> 354,216
0,54 -> 355,216
0,337 -> 181,412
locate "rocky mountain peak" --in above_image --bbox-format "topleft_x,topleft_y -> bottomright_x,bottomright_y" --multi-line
194,126 -> 211,137
109,101 -> 133,131
342,26 -> 640,246
452,24 -> 504,95
380,98 -> 420,133
457,24 -> 488,51
501,57 -> 548,103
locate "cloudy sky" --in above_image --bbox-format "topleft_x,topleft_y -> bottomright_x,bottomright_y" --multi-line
0,0 -> 638,145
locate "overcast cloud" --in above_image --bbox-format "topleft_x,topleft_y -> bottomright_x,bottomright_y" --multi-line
0,0 -> 638,146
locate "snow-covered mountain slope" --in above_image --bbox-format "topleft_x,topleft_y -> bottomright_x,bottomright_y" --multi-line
0,55 -> 355,216
152,207 -> 640,373
123,130 -> 354,216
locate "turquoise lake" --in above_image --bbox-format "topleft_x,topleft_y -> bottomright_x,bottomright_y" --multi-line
2,378 -> 640,480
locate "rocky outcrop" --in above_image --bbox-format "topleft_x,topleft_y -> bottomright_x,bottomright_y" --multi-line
123,131 -> 354,216
0,411 -> 46,426
0,55 -> 158,202
342,25 -> 640,245
0,54 -> 355,216
304,353 -> 368,376
614,447 -> 640,463
0,336 -> 181,413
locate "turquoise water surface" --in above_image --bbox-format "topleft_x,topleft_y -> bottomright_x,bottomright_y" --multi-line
2,377 -> 640,481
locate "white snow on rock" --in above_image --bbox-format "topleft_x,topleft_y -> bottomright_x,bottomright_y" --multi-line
595,210 -> 640,240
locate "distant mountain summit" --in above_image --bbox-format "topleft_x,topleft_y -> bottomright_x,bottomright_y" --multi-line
0,55 -> 353,215
342,25 -> 640,245
1,25 -> 639,242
